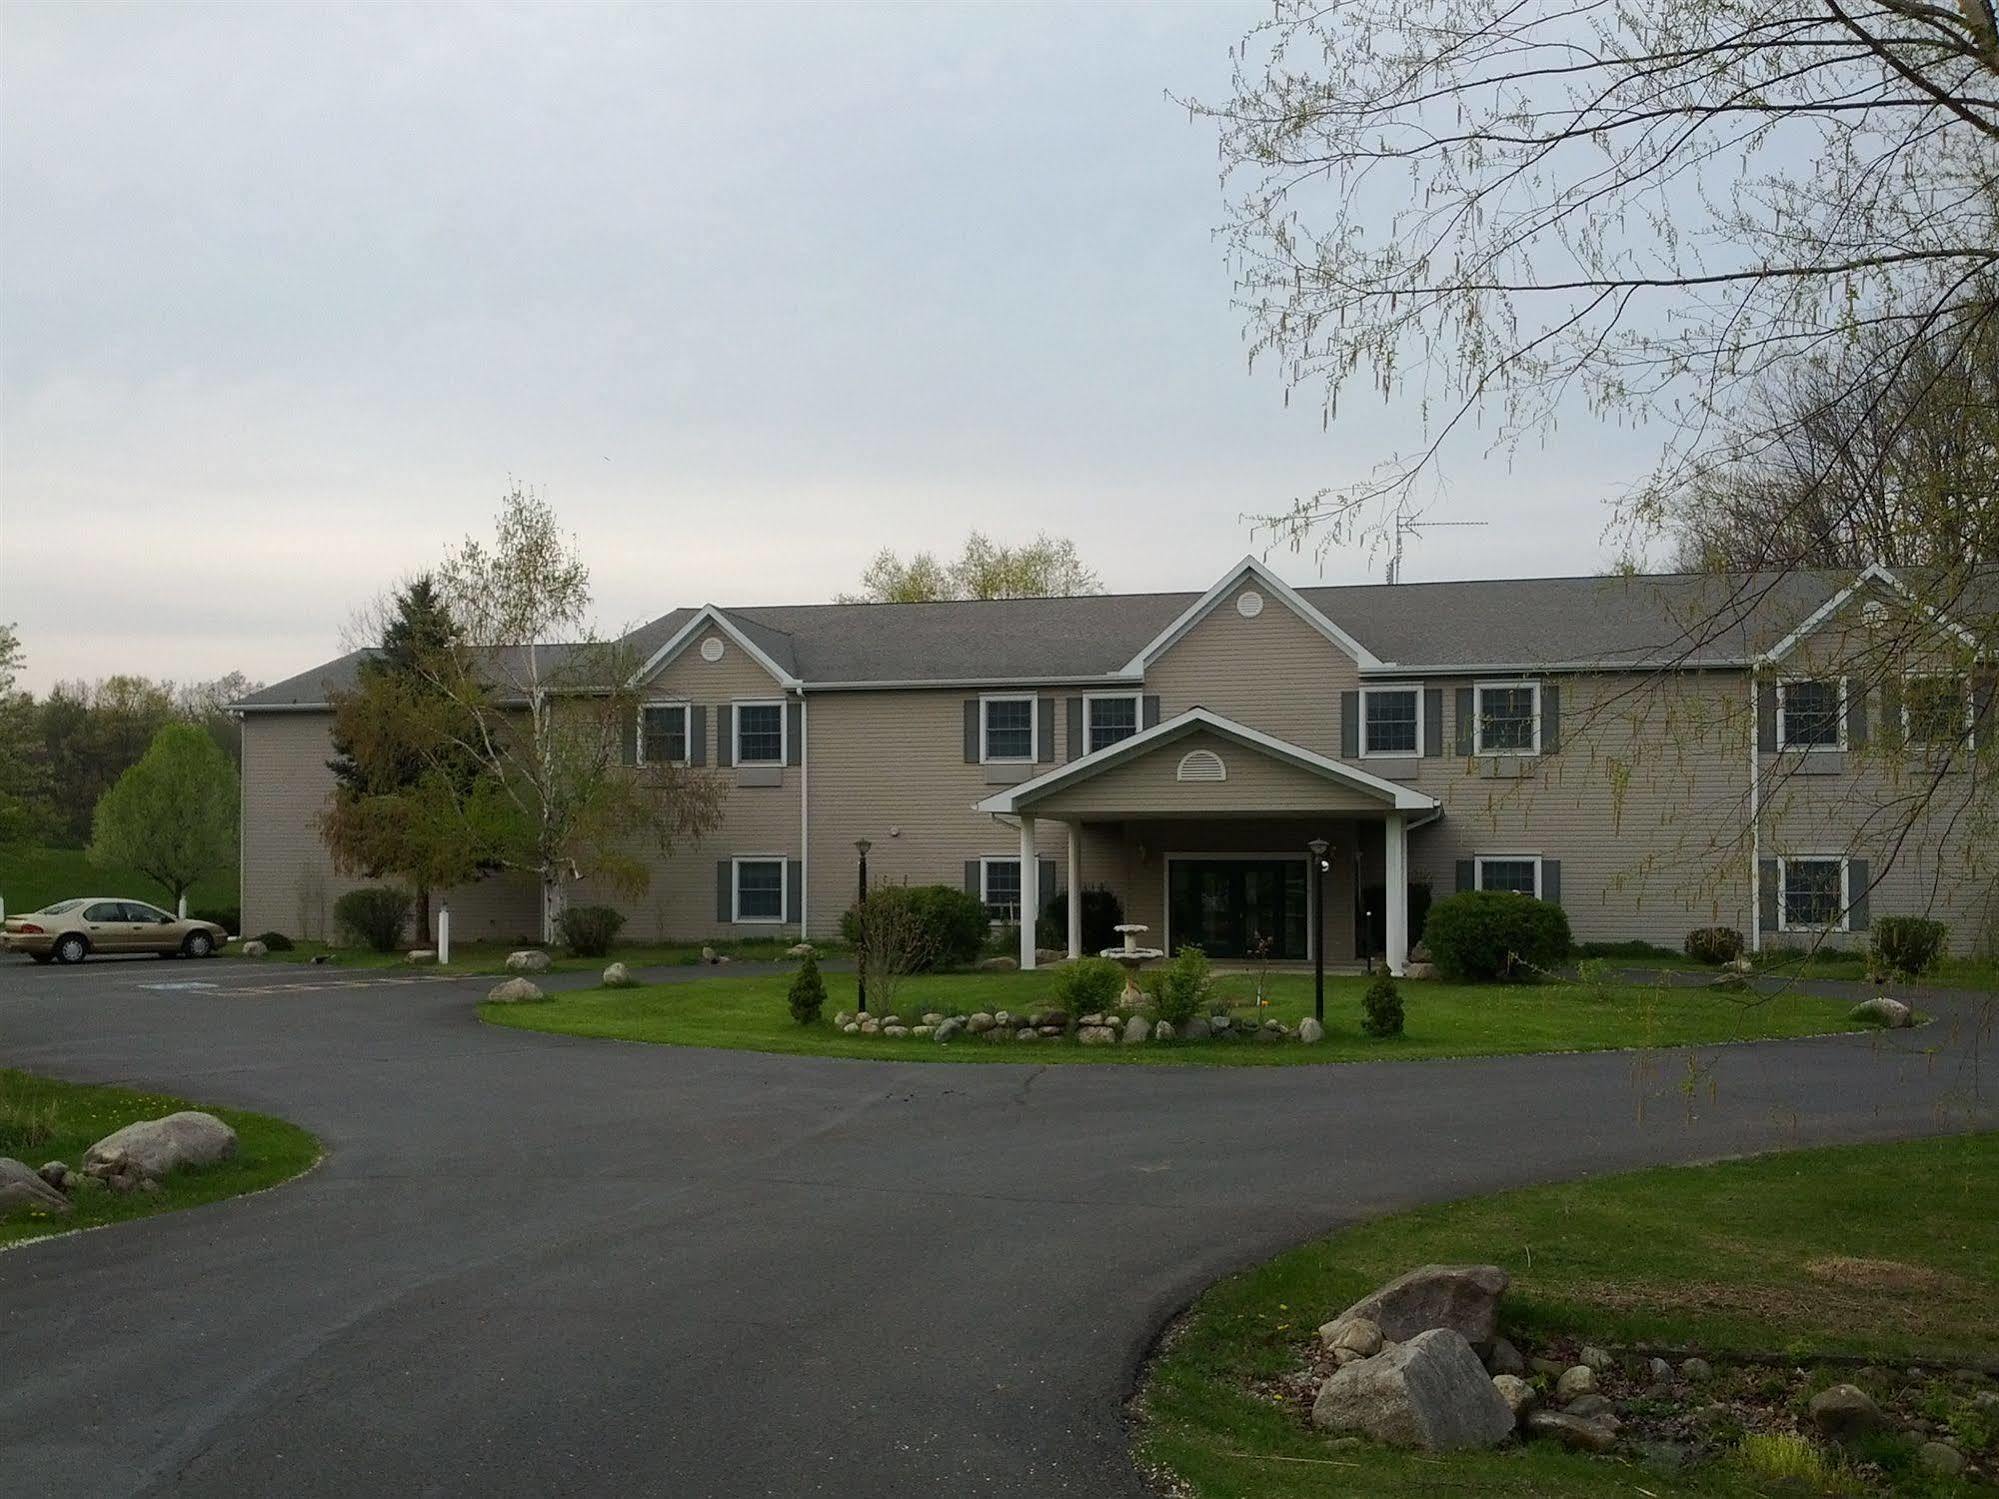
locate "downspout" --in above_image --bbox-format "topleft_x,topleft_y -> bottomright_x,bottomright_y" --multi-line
798,690 -> 809,942
1748,668 -> 1761,955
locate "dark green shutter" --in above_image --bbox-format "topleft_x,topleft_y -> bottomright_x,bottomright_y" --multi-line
1757,681 -> 1777,752
1541,859 -> 1561,905
1879,677 -> 1903,749
1142,694 -> 1160,729
1340,690 -> 1359,757
619,704 -> 639,766
1423,689 -> 1443,757
963,700 -> 980,762
1759,858 -> 1778,933
786,859 -> 802,923
1066,697 -> 1084,760
1846,858 -> 1869,931
964,860 -> 980,896
1455,859 -> 1475,893
716,705 -> 733,767
786,701 -> 802,766
1540,684 -> 1561,753
1036,698 -> 1055,762
1455,688 -> 1475,755
689,705 -> 708,766
1846,683 -> 1868,748
717,861 -> 733,923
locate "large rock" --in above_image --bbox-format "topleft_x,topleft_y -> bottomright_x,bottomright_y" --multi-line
1152,1020 -> 1176,1042
1808,1383 -> 1884,1438
1182,1015 -> 1211,1041
966,1013 -> 996,1034
1848,997 -> 1914,1029
1487,1339 -> 1526,1377
1526,1409 -> 1618,1452
1332,1263 -> 1511,1353
601,962 -> 635,988
0,1157 -> 72,1216
406,949 -> 438,965
1491,1374 -> 1536,1422
1916,1440 -> 1965,1476
505,950 -> 552,973
1297,1016 -> 1325,1044
84,1112 -> 237,1183
1318,1316 -> 1384,1359
977,956 -> 1018,972
1556,1366 -> 1597,1403
1309,1328 -> 1516,1451
486,977 -> 546,1004
786,943 -> 815,958
239,940 -> 268,958
934,1017 -> 965,1044
1078,1025 -> 1116,1045
1123,1014 -> 1151,1045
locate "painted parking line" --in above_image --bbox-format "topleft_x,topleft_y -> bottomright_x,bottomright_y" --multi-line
209,973 -> 476,997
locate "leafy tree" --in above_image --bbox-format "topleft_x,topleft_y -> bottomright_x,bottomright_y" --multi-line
840,531 -> 1104,602
36,675 -> 179,843
87,722 -> 238,910
0,625 -> 54,850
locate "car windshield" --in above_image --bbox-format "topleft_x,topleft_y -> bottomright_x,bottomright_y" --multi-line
35,899 -> 86,915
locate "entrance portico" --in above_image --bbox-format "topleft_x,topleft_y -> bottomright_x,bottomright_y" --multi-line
975,709 -> 1438,974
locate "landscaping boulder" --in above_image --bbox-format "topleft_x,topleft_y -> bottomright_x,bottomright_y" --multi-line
1153,1020 -> 1176,1042
84,1112 -> 236,1183
37,1161 -> 70,1192
834,1011 -> 854,1029
841,1022 -> 861,1034
1916,1440 -> 1965,1476
1078,1025 -> 1116,1046
1679,1357 -> 1713,1382
1318,1316 -> 1384,1359
977,956 -> 1018,972
1526,1409 -> 1618,1453
1646,1356 -> 1673,1385
911,1025 -> 933,1038
1849,996 -> 1914,1029
486,977 -> 545,1004
1296,1017 -> 1324,1043
0,1157 -> 72,1216
1015,1027 -> 1037,1042
1486,1339 -> 1525,1377
786,943 -> 815,958
1331,1263 -> 1510,1353
505,950 -> 551,973
1564,1394 -> 1611,1419
1579,1345 -> 1613,1374
700,945 -> 718,963
966,1013 -> 996,1034
934,1017 -> 965,1044
1808,1383 -> 1885,1438
860,1018 -> 881,1035
1555,1366 -> 1597,1403
406,949 -> 437,965
240,940 -> 268,958
883,1025 -> 910,1038
1310,1328 -> 1516,1451
1182,1015 -> 1211,1041
922,1012 -> 945,1027
1491,1374 -> 1536,1422
602,962 -> 635,988
1404,960 -> 1439,980
994,1011 -> 1013,1027
1123,1014 -> 1151,1045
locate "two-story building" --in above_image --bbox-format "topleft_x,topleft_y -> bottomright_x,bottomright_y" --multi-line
235,557 -> 1997,969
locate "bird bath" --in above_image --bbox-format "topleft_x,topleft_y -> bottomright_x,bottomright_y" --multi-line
1101,924 -> 1164,1009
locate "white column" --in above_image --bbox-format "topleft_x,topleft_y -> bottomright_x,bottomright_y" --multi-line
1066,820 -> 1082,960
1383,812 -> 1408,976
1019,815 -> 1039,970
437,904 -> 451,965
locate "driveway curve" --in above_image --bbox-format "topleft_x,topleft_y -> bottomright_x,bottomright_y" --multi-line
1,959 -> 1990,1498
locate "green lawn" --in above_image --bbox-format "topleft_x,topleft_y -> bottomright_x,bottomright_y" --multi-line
0,843 -> 237,920
237,936 -> 822,974
479,969 -> 1865,1066
1137,1133 -> 1998,1498
0,1069 -> 320,1249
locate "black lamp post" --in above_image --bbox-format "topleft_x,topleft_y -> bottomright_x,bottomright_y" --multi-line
854,838 -> 871,1014
1307,837 -> 1330,1024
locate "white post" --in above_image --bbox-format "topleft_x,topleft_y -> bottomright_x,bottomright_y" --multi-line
177,893 -> 188,919
1018,814 -> 1038,971
438,904 -> 452,966
1383,812 -> 1408,976
1065,820 -> 1082,960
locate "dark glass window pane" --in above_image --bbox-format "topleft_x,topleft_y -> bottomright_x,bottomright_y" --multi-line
737,704 -> 784,764
642,705 -> 686,764
984,698 -> 1034,760
1088,697 -> 1138,752
1478,686 -> 1537,751
736,860 -> 784,920
1782,859 -> 1842,927
1781,680 -> 1841,747
1364,690 -> 1419,754
1478,859 -> 1538,896
1905,677 -> 1966,745
983,859 -> 1021,922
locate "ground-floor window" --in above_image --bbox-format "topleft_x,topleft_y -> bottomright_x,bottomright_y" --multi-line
1779,856 -> 1846,930
981,858 -> 1022,923
1475,855 -> 1540,897
733,858 -> 786,922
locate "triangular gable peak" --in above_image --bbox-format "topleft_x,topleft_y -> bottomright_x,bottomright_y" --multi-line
1119,556 -> 1385,675
630,605 -> 801,690
974,707 -> 1437,816
1759,563 -> 1980,667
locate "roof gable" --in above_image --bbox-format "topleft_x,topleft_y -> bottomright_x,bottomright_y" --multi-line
631,605 -> 801,690
1759,563 -> 1980,665
1120,557 -> 1384,674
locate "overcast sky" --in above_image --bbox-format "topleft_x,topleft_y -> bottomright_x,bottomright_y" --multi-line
1,2 -> 1648,693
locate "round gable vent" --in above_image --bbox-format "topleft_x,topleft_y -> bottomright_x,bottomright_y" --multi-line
700,636 -> 725,662
1236,590 -> 1265,619
1176,749 -> 1227,783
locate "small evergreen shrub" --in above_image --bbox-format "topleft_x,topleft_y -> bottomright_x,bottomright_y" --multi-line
192,905 -> 241,935
1035,884 -> 1126,954
1683,926 -> 1746,965
1153,945 -> 1213,1026
788,952 -> 827,1024
557,903 -> 626,957
1361,974 -> 1404,1036
840,884 -> 988,970
1424,891 -> 1571,982
252,930 -> 296,952
1869,916 -> 1947,977
1052,956 -> 1124,1014
333,885 -> 413,953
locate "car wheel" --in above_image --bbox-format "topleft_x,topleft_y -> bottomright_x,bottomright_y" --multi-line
182,931 -> 215,959
53,934 -> 89,965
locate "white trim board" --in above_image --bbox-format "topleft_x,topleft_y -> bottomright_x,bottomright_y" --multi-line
1118,556 -> 1385,675
631,605 -> 802,690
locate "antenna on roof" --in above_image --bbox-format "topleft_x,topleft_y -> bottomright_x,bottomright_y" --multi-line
1387,513 -> 1489,584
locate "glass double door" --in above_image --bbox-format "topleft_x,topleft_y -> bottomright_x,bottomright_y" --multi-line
1168,859 -> 1309,960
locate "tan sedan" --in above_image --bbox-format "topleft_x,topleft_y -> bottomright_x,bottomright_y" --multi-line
2,898 -> 228,965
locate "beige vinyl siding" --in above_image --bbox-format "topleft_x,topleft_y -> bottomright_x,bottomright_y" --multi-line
1025,729 -> 1389,818
1143,586 -> 1356,754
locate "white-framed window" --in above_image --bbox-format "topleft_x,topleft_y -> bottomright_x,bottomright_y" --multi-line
1903,673 -> 1973,747
980,857 -> 1022,923
1361,684 -> 1422,757
1084,693 -> 1140,754
1778,856 -> 1847,931
1475,855 -> 1541,897
980,694 -> 1036,763
1777,677 -> 1844,750
1474,680 -> 1541,754
731,857 -> 786,923
638,702 -> 688,766
733,700 -> 786,765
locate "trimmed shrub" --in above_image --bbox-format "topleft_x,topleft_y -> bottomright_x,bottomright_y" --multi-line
557,903 -> 626,958
1870,916 -> 1947,978
1683,926 -> 1746,965
1035,884 -> 1126,955
1361,974 -> 1405,1036
192,905 -> 241,935
788,952 -> 827,1024
333,886 -> 413,953
1423,891 -> 1571,982
1052,956 -> 1124,1015
1153,945 -> 1213,1026
840,884 -> 988,971
252,930 -> 296,952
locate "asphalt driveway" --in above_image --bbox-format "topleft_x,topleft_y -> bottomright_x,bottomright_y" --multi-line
0,956 -> 1990,1497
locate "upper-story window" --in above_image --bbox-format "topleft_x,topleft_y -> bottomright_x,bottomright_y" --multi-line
1474,681 -> 1540,754
734,701 -> 786,765
1904,674 -> 1971,746
639,703 -> 688,765
1361,685 -> 1421,757
981,695 -> 1036,763
1084,694 -> 1139,753
1778,678 -> 1843,750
